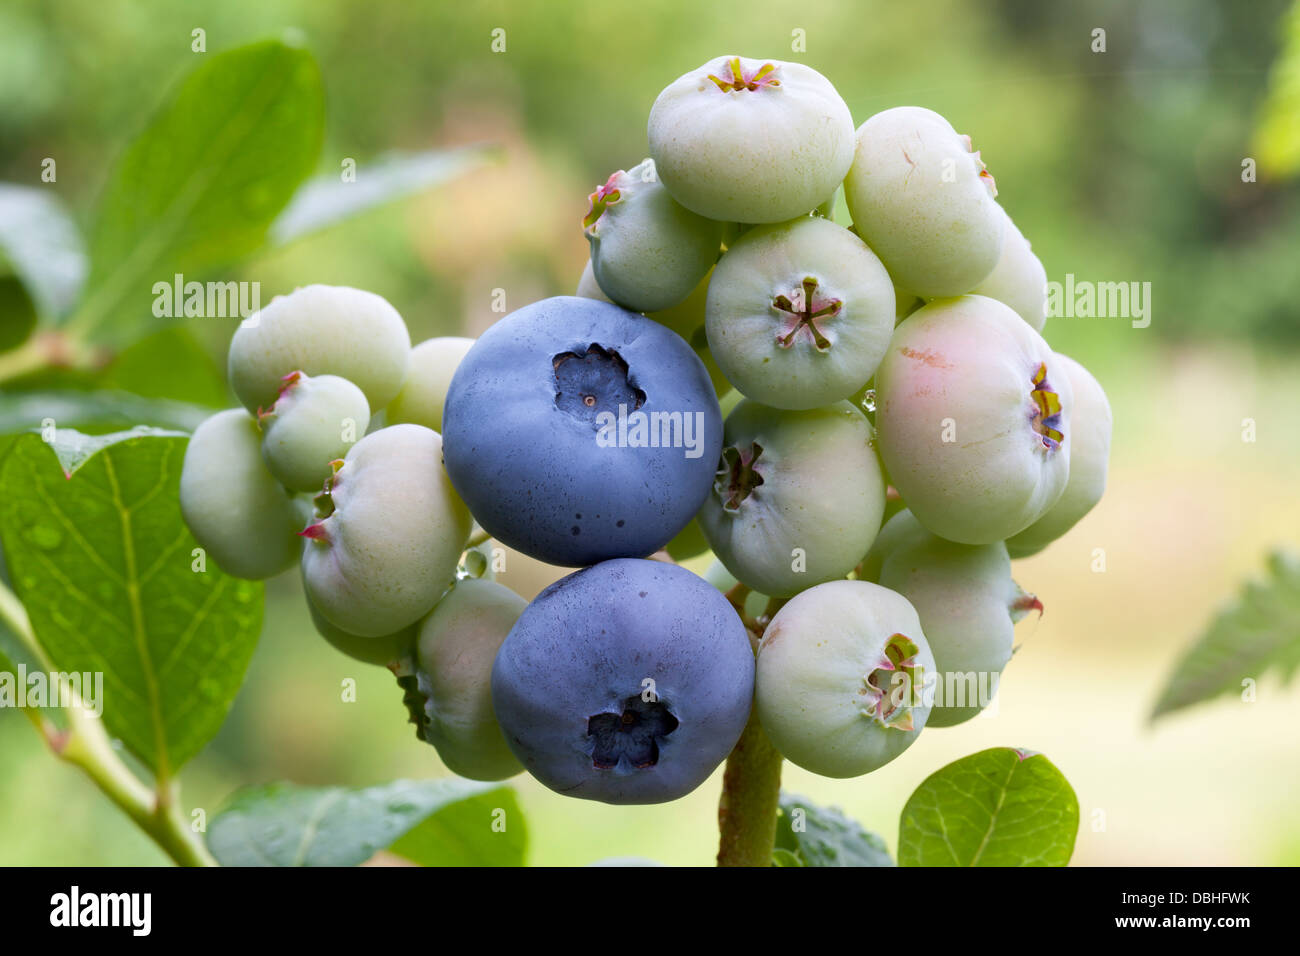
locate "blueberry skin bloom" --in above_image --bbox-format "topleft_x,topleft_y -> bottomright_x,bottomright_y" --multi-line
491,559 -> 754,805
442,296 -> 723,566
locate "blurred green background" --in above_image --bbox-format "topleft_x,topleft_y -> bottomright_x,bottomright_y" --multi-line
2,0 -> 1298,865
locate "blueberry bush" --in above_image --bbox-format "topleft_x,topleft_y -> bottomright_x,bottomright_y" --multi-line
0,39 -> 1098,867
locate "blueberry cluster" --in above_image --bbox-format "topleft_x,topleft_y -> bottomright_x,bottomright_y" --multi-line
179,55 -> 1112,804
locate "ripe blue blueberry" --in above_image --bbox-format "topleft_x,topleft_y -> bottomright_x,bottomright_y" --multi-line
442,296 -> 723,566
490,558 -> 754,804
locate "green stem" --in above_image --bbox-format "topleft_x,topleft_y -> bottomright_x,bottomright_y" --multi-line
0,330 -> 100,387
716,619 -> 784,867
464,526 -> 492,550
0,338 -> 51,385
724,581 -> 760,633
716,708 -> 784,867
0,581 -> 216,866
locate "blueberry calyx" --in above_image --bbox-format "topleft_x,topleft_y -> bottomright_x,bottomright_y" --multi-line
960,133 -> 998,198
587,695 -> 680,769
706,57 -> 781,93
583,172 -> 624,232
1028,362 -> 1064,450
860,633 -> 924,731
715,442 -> 765,513
773,276 -> 841,351
553,344 -> 646,424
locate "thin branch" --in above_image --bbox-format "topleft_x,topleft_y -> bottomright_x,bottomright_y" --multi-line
0,579 -> 215,866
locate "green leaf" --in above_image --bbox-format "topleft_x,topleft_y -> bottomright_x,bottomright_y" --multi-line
1254,0 -> 1300,178
0,184 -> 87,320
70,39 -> 323,345
898,747 -> 1079,866
0,274 -> 38,352
1151,551 -> 1300,720
389,785 -> 526,866
775,791 -> 895,867
0,389 -> 213,436
0,429 -> 263,774
270,144 -> 500,246
208,779 -> 526,867
100,326 -> 229,408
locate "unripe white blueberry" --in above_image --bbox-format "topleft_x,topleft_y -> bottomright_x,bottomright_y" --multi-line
301,424 -> 472,637
843,106 -> 1004,297
647,269 -> 733,398
179,409 -> 301,580
259,372 -> 371,492
228,285 -> 411,413
756,580 -> 935,777
413,578 -> 527,781
304,581 -> 417,666
584,158 -> 722,313
875,295 -> 1073,545
575,259 -> 614,303
648,56 -> 854,223
698,399 -> 886,596
973,206 -> 1049,332
894,285 -> 923,323
386,337 -> 476,433
705,215 -> 895,409
863,509 -> 1041,726
1006,353 -> 1111,557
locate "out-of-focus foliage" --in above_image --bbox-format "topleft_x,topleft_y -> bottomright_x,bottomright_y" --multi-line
1,0 -> 1297,351
0,185 -> 85,320
1255,0 -> 1300,177
1152,551 -> 1300,721
69,40 -> 323,347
